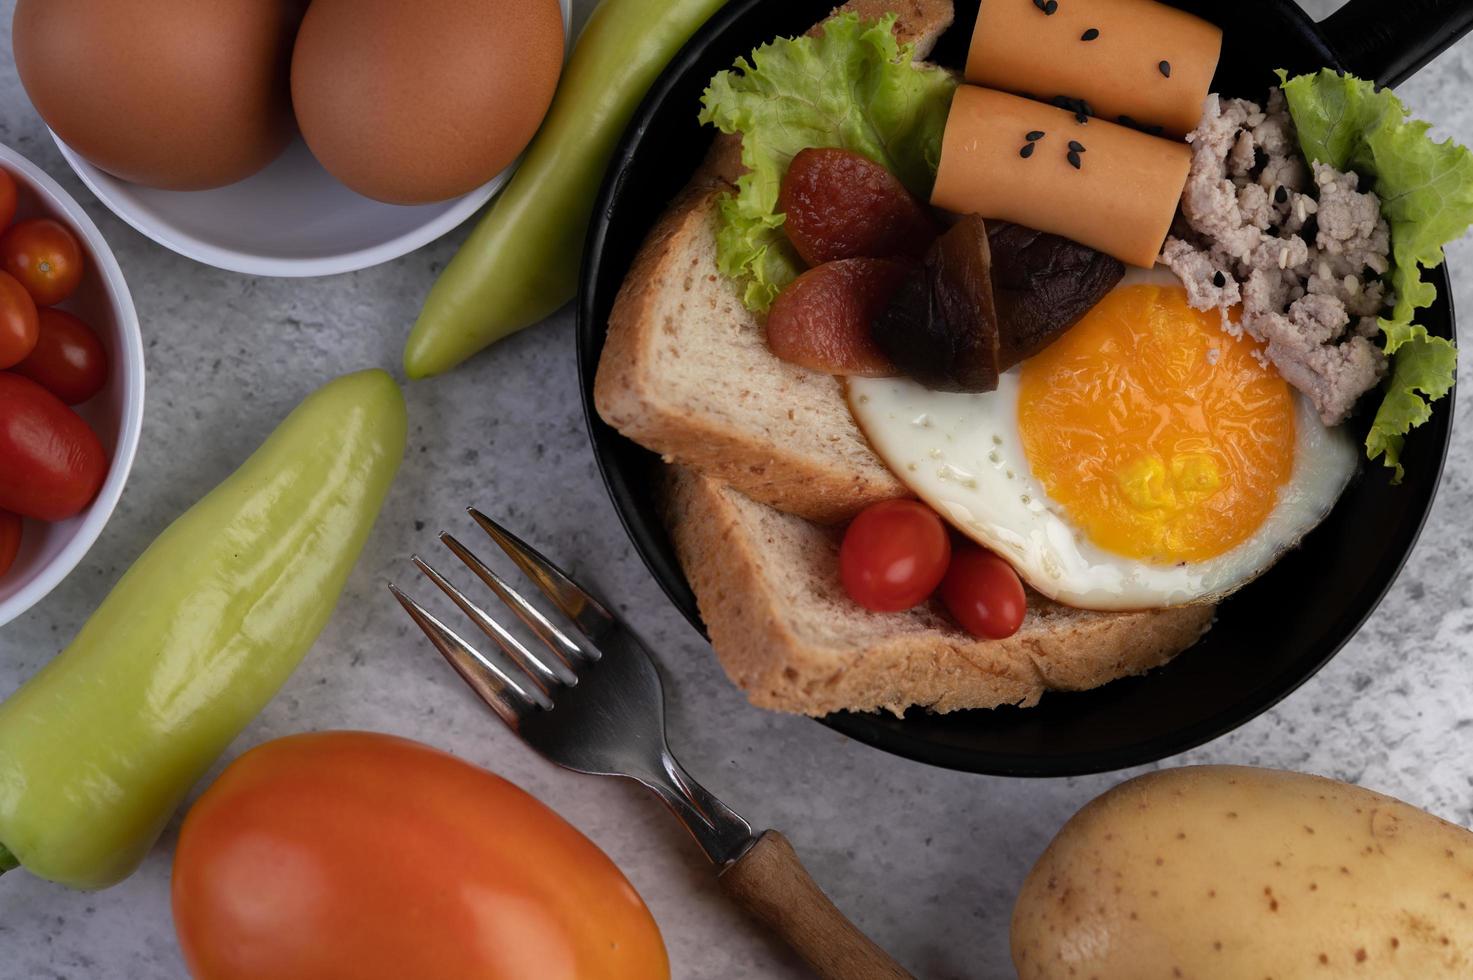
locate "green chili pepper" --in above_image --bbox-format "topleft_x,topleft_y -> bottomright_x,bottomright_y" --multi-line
403,0 -> 729,380
0,370 -> 406,889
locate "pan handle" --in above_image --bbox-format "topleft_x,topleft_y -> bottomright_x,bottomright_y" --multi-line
1318,0 -> 1473,86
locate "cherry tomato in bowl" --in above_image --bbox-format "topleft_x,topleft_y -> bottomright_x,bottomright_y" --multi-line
1,217 -> 84,306
173,731 -> 670,980
0,170 -> 16,232
939,544 -> 1027,640
0,373 -> 107,521
839,499 -> 952,612
0,270 -> 38,369
0,512 -> 21,578
0,143 -> 141,625
13,308 -> 108,404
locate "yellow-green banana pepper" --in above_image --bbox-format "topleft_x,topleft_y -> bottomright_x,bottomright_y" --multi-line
0,369 -> 407,889
403,0 -> 730,379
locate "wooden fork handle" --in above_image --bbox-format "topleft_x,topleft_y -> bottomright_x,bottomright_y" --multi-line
718,830 -> 914,979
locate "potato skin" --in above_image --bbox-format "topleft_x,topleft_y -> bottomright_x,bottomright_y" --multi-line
1012,766 -> 1473,978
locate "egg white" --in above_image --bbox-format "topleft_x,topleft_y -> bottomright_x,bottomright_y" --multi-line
848,268 -> 1358,611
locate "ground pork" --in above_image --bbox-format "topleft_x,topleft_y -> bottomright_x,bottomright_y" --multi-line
1160,89 -> 1390,425
1161,237 -> 1239,310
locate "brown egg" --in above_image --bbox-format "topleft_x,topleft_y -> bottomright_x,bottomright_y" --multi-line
12,0 -> 305,191
290,0 -> 565,205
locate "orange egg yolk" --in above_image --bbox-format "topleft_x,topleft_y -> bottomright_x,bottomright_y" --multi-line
1017,284 -> 1296,565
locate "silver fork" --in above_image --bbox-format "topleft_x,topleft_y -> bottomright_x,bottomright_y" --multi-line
390,508 -> 912,980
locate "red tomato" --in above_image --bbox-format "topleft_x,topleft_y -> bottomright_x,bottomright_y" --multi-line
939,544 -> 1027,639
0,270 -> 38,369
1,218 -> 83,306
839,499 -> 952,612
13,308 -> 108,404
0,170 -> 16,232
0,373 -> 107,521
0,511 -> 20,578
173,732 -> 670,980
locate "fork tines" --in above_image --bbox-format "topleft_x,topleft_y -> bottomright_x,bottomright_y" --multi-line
466,509 -> 615,641
389,510 -> 607,727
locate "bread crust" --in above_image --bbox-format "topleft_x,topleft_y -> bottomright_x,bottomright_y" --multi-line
665,468 -> 1216,717
821,0 -> 955,52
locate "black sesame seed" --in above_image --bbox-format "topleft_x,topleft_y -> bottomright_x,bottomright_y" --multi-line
1213,271 -> 1226,288
1033,0 -> 1047,9
1026,130 -> 1045,141
1116,114 -> 1167,137
1051,95 -> 1093,124
1043,0 -> 1058,13
1275,185 -> 1289,204
1067,150 -> 1082,169
1020,142 -> 1035,158
1068,139 -> 1085,152
1081,27 -> 1099,41
1159,60 -> 1172,78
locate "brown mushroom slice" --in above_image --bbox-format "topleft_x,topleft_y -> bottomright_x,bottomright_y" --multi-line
871,216 -> 1125,393
987,221 -> 1126,369
871,215 -> 999,392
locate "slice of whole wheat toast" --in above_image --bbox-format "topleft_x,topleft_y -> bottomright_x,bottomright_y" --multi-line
593,1 -> 954,525
664,467 -> 1216,717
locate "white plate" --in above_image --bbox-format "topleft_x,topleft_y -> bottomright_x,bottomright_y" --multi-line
50,0 -> 573,279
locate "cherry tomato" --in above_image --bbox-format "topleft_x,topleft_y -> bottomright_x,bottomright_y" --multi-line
939,544 -> 1027,639
1,218 -> 83,306
173,732 -> 670,980
0,511 -> 20,578
839,499 -> 952,612
13,308 -> 108,404
0,373 -> 107,521
0,270 -> 38,369
0,170 -> 16,232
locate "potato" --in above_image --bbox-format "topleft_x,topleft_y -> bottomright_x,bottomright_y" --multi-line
1012,766 -> 1473,978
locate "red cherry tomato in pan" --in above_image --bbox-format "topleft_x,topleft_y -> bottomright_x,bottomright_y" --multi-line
0,511 -> 20,578
0,171 -> 16,233
0,270 -> 38,369
940,544 -> 1027,639
0,374 -> 107,521
839,499 -> 951,612
1,218 -> 84,307
14,308 -> 108,404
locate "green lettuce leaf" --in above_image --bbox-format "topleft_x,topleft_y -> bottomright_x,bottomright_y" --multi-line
698,14 -> 957,312
1278,69 -> 1473,480
1364,332 -> 1458,468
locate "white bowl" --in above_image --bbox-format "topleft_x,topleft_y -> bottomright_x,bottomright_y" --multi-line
0,143 -> 145,628
49,0 -> 574,279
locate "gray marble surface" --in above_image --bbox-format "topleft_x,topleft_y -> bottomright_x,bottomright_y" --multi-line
2,2 -> 1472,978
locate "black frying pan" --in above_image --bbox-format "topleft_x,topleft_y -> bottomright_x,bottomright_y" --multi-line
577,0 -> 1472,776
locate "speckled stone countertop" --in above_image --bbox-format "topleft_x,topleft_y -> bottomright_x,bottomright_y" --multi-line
2,2 -> 1471,978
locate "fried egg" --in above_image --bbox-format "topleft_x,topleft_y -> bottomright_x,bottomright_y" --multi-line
848,266 -> 1357,610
